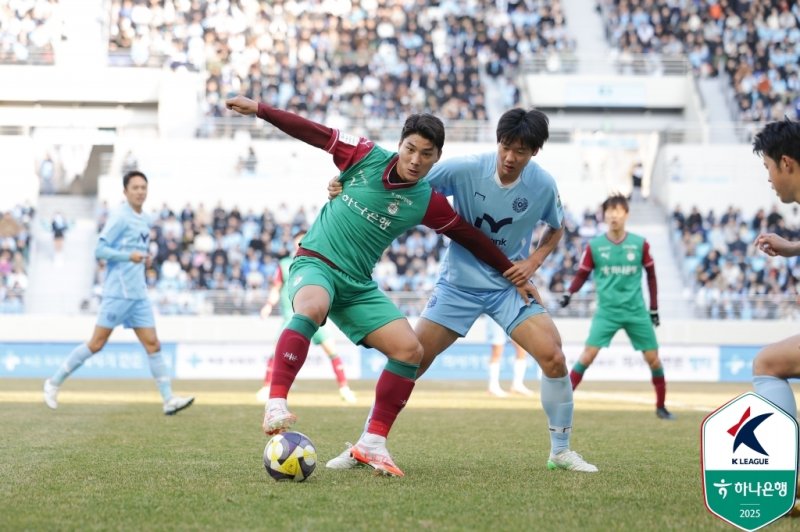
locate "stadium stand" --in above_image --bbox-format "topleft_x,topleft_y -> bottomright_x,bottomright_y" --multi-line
673,203 -> 800,320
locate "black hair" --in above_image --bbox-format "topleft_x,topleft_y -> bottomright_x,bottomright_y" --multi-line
602,193 -> 629,213
496,108 -> 549,152
123,170 -> 148,189
400,113 -> 445,152
752,118 -> 800,164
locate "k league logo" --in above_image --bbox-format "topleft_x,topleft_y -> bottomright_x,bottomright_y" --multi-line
702,392 -> 798,531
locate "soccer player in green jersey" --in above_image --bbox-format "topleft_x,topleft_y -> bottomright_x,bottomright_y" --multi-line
560,193 -> 674,420
225,95 -> 537,477
257,230 -> 356,404
752,119 -> 800,424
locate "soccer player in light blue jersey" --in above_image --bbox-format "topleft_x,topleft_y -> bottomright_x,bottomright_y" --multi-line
43,171 -> 194,415
327,108 -> 597,472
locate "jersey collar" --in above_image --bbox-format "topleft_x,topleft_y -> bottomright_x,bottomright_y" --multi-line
383,155 -> 418,189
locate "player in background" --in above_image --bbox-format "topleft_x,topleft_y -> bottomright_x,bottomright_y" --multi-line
485,317 -> 533,397
225,95 -> 537,477
327,107 -> 597,473
560,193 -> 674,420
257,230 -> 356,404
43,171 -> 194,415
751,119 -> 800,421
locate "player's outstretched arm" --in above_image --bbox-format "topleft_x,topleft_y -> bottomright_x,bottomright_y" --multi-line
226,96 -> 333,150
755,232 -> 800,257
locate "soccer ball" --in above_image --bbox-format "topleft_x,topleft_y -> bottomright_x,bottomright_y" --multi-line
263,431 -> 317,482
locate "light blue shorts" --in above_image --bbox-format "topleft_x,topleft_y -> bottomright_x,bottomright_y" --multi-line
97,297 -> 156,329
421,279 -> 547,337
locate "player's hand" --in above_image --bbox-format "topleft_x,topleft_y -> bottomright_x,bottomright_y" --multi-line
327,176 -> 343,201
559,293 -> 571,308
755,233 -> 800,258
225,95 -> 258,116
503,264 -> 531,287
516,280 -> 542,306
129,250 -> 144,263
260,303 -> 273,320
650,310 -> 660,327
505,258 -> 541,286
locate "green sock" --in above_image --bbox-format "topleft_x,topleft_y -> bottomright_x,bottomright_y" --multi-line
573,362 -> 587,374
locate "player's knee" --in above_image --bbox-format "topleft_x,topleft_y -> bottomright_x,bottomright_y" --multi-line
146,341 -> 161,354
396,340 -> 424,365
87,339 -> 105,353
540,349 -> 567,378
753,349 -> 781,377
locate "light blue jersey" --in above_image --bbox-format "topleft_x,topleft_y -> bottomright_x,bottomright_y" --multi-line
426,152 -> 563,291
96,202 -> 150,300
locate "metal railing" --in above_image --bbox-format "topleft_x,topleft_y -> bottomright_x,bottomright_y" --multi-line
72,290 -> 800,321
519,52 -> 691,77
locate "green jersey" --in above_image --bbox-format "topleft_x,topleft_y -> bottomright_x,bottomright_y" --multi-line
300,145 -> 437,282
585,232 -> 651,314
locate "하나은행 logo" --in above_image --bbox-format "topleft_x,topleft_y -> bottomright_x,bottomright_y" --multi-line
702,392 -> 798,531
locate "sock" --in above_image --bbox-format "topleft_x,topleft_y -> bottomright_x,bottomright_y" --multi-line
269,315 -> 318,399
367,359 -> 418,438
512,359 -> 527,388
329,355 -> 348,387
754,375 -> 797,417
541,375 -> 574,455
651,367 -> 666,409
488,362 -> 501,389
570,362 -> 587,390
51,343 -> 93,385
147,351 -> 173,401
263,356 -> 275,387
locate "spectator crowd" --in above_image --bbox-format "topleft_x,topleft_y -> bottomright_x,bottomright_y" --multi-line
599,0 -> 800,124
0,204 -> 34,313
673,203 -> 800,320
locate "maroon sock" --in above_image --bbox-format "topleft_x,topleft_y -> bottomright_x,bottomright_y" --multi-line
367,370 -> 416,437
269,329 -> 310,399
329,356 -> 348,387
263,356 -> 276,387
570,369 -> 584,390
652,375 -> 666,408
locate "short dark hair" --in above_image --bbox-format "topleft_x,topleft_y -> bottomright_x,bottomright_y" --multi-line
602,193 -> 629,213
752,118 -> 800,163
123,170 -> 147,189
496,108 -> 549,152
401,113 -> 445,152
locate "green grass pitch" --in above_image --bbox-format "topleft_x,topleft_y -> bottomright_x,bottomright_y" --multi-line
1,379 -> 796,531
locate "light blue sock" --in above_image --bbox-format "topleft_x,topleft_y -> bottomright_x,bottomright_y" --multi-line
541,375 -> 574,455
754,375 -> 797,418
147,351 -> 172,402
51,343 -> 93,385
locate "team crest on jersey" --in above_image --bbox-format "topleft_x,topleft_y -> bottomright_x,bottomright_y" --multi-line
512,197 -> 528,213
292,276 -> 303,287
387,201 -> 399,215
627,252 -> 635,261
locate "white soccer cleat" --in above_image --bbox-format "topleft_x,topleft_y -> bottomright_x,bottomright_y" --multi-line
163,395 -> 194,415
339,386 -> 357,403
488,385 -> 509,398
547,449 -> 598,473
263,403 -> 297,435
325,443 -> 361,470
43,379 -> 59,409
510,383 -> 535,397
256,386 -> 270,404
351,441 -> 404,477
